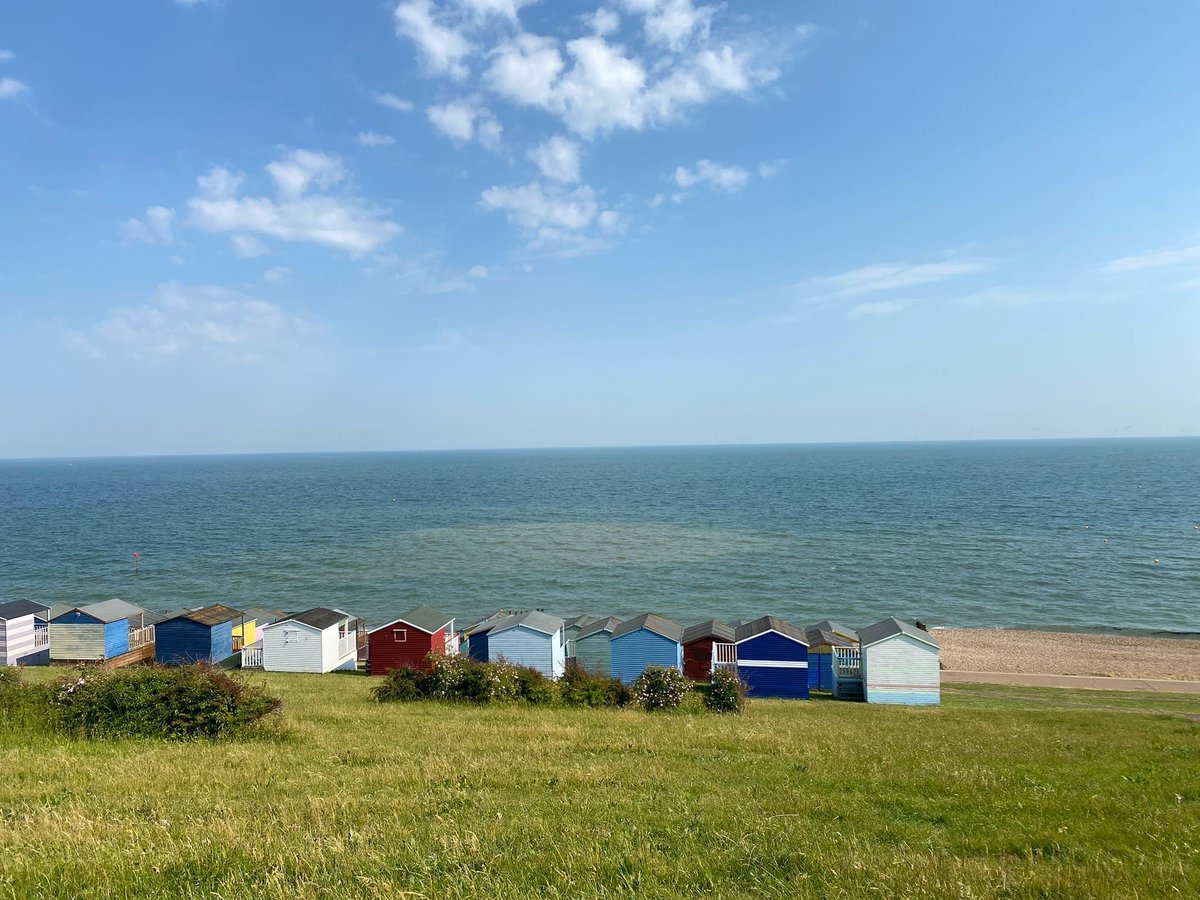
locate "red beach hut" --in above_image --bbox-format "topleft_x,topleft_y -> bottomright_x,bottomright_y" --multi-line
367,605 -> 456,674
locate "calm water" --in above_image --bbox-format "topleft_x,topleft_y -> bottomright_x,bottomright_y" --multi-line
1,440 -> 1198,634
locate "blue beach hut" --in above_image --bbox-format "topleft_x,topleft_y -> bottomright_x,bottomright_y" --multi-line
610,614 -> 684,683
734,616 -> 810,699
804,622 -> 858,692
155,604 -> 245,666
858,618 -> 940,706
486,611 -> 566,678
48,599 -> 154,664
464,612 -> 512,662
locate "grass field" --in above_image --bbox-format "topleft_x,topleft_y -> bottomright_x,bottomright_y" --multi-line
2,671 -> 1198,899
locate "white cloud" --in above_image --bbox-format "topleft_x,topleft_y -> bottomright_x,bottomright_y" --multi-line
122,206 -> 177,246
0,77 -> 29,100
263,266 -> 292,283
421,327 -> 467,352
373,92 -> 415,112
797,257 -> 992,299
356,130 -> 396,147
230,234 -> 270,258
622,0 -> 716,51
485,33 -> 565,108
529,135 -> 581,183
1102,242 -> 1200,274
846,299 -> 912,320
481,179 -> 618,253
758,159 -> 787,178
427,263 -> 489,293
186,149 -> 400,256
0,50 -> 15,63
951,286 -> 1047,307
585,7 -> 621,36
674,159 -> 748,192
457,0 -> 537,20
427,99 -> 502,148
68,282 -> 316,362
394,0 -> 474,80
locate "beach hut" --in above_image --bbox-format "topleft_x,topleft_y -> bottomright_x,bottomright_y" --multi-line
572,616 -> 619,676
367,605 -> 457,674
682,620 -> 736,681
154,604 -> 245,666
260,607 -> 360,673
805,622 -> 859,691
610,614 -> 684,683
464,612 -> 512,663
858,617 -> 940,706
734,616 -> 810,699
562,615 -> 599,659
0,599 -> 52,667
486,611 -> 566,678
48,599 -> 156,664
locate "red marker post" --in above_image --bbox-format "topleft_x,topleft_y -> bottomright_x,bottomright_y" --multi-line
133,551 -> 140,575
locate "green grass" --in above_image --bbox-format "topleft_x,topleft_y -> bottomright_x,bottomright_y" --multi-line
2,671 -> 1198,899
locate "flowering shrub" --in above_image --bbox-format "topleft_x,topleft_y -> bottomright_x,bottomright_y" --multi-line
705,666 -> 747,714
49,665 -> 282,739
560,663 -> 630,708
630,666 -> 691,712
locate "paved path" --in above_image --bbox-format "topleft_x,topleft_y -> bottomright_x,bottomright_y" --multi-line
943,670 -> 1200,693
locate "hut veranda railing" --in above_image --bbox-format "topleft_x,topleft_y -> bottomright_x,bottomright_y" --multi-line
241,642 -> 263,669
128,624 -> 155,651
33,623 -> 49,649
832,645 -> 864,700
711,642 -> 737,669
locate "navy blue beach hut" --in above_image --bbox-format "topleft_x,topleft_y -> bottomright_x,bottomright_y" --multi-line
734,616 -> 810,699
610,614 -> 684,683
464,612 -> 512,662
155,604 -> 245,665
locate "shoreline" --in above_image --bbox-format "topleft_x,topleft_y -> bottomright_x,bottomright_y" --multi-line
936,627 -> 1200,681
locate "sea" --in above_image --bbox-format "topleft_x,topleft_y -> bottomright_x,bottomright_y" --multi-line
1,439 -> 1197,636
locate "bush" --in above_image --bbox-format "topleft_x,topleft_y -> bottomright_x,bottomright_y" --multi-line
372,666 -> 433,702
705,666 -> 747,714
630,666 -> 691,712
560,663 -> 630,708
514,666 -> 559,705
48,664 -> 282,739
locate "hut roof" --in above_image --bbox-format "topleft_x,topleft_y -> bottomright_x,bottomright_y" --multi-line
0,599 -> 51,620
489,610 -> 564,638
564,614 -> 600,630
165,604 -> 244,627
612,613 -> 683,642
858,617 -> 940,649
576,616 -> 621,640
244,607 -> 287,625
275,607 -> 354,631
734,615 -> 808,645
807,620 -> 858,642
682,619 -> 736,644
52,598 -> 147,624
805,626 -> 856,649
465,610 -> 515,636
372,605 -> 455,635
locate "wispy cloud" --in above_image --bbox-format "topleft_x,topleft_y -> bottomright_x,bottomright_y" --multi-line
121,206 -> 177,246
950,286 -> 1048,307
1101,241 -> 1200,273
480,179 -> 622,254
795,256 -> 993,300
355,130 -> 395,147
421,327 -> 467,352
674,159 -> 749,193
0,77 -> 29,100
373,92 -> 415,112
0,50 -> 15,63
845,299 -> 912,320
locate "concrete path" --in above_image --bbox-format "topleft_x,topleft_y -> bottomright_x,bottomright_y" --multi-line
943,670 -> 1200,693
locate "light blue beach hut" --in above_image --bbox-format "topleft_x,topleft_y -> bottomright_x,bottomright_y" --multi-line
858,617 -> 940,706
610,614 -> 684,683
572,616 -> 619,676
486,611 -> 566,678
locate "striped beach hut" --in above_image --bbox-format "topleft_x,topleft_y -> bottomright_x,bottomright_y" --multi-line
572,616 -> 619,676
610,614 -> 683,683
804,622 -> 858,691
0,599 -> 51,667
260,608 -> 360,673
486,611 -> 566,678
682,619 -> 735,682
858,617 -> 940,706
49,599 -> 156,664
154,605 -> 245,666
734,616 -> 810,699
368,605 -> 457,674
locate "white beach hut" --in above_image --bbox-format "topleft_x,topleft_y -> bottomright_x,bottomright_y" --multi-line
260,607 -> 360,673
858,617 -> 940,706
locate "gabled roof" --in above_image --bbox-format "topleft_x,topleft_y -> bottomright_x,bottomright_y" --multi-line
576,616 -> 620,640
371,605 -> 455,636
268,607 -> 354,631
142,609 -> 175,626
51,598 -> 147,624
564,614 -> 600,630
807,620 -> 858,643
858,617 -> 940,650
805,626 -> 856,649
611,613 -> 683,643
163,604 -> 244,627
682,619 -> 735,645
244,607 -> 287,625
734,615 -> 808,645
465,611 -> 515,637
0,599 -> 52,621
488,610 -> 564,638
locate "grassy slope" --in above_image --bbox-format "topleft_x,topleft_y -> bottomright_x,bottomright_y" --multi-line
1,674 -> 1198,900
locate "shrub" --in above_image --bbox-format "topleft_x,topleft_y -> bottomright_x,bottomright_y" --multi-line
630,666 -> 691,712
560,663 -> 630,708
705,666 -> 747,714
514,666 -> 559,705
425,655 -> 523,704
372,666 -> 433,703
49,664 -> 282,739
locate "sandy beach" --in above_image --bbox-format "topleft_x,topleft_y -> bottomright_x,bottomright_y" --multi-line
937,628 -> 1200,681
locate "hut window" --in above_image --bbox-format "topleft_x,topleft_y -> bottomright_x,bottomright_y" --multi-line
393,629 -> 407,642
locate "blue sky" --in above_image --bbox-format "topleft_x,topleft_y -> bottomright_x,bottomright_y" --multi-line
1,1 -> 1198,458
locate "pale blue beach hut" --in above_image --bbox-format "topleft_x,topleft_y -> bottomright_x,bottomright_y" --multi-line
858,617 -> 940,706
486,611 -> 566,678
610,613 -> 684,683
